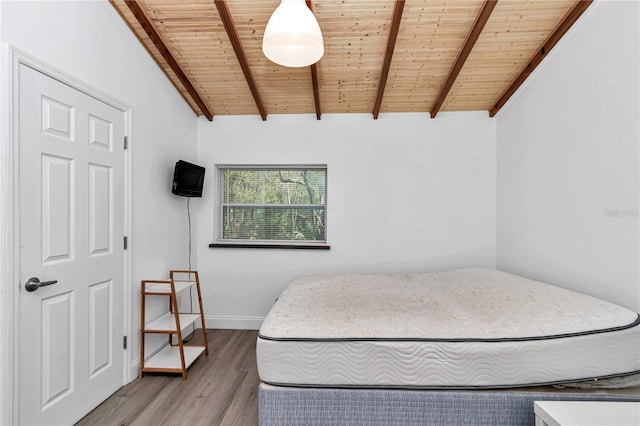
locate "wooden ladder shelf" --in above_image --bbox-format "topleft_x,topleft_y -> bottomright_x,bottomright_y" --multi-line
140,270 -> 208,380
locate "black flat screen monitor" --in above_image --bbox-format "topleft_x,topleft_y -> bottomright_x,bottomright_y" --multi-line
172,160 -> 205,197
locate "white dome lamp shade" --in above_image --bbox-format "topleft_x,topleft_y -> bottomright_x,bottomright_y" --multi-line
262,0 -> 324,68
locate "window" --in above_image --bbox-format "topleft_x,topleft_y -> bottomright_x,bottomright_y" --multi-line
214,165 -> 328,248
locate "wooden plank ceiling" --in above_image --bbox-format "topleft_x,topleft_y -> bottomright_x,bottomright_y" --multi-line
110,0 -> 591,121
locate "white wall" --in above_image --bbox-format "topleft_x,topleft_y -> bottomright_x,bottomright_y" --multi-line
496,1 -> 639,311
0,1 -> 199,418
197,112 -> 496,328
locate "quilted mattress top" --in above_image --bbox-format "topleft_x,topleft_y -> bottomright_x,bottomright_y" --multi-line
259,268 -> 639,341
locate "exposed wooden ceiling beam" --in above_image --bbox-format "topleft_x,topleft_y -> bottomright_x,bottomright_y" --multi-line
372,0 -> 405,120
307,0 -> 322,120
123,0 -> 214,121
215,0 -> 268,121
430,0 -> 497,119
489,0 -> 593,117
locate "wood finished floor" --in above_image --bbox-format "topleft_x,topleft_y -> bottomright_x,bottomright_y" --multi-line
76,329 -> 259,426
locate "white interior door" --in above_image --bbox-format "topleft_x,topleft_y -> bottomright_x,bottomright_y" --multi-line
17,63 -> 125,425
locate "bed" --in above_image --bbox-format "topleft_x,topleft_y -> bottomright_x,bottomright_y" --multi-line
256,268 -> 640,425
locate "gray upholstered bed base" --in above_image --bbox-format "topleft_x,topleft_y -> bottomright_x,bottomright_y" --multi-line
259,383 -> 640,425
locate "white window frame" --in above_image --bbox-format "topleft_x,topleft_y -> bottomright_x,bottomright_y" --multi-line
213,164 -> 329,249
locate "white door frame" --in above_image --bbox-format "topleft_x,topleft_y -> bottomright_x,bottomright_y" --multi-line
0,45 -> 133,425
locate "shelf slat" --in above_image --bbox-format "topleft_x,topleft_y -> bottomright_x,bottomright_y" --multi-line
144,281 -> 195,294
144,312 -> 201,333
142,345 -> 205,370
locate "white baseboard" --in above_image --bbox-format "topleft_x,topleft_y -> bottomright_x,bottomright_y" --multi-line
205,315 -> 264,330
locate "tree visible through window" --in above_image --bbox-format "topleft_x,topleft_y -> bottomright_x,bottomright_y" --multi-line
218,166 -> 327,244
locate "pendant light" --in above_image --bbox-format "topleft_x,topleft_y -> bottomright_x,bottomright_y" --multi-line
262,0 -> 324,68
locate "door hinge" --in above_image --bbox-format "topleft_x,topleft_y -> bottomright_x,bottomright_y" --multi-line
123,336 -> 128,350
124,236 -> 128,250
124,136 -> 128,150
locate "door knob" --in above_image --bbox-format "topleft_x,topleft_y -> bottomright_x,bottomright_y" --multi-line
25,277 -> 58,292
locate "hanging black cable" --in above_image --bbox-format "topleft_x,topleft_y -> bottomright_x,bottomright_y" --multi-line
183,197 -> 195,341
187,198 -> 193,272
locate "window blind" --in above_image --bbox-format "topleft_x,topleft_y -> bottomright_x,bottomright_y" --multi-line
219,166 -> 327,243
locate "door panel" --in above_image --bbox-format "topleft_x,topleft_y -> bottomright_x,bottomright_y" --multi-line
18,63 -> 125,425
41,154 -> 74,264
88,114 -> 113,151
89,163 -> 112,256
41,96 -> 74,141
41,291 -> 74,409
88,279 -> 113,377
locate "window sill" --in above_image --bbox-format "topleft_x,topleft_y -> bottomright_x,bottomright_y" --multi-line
209,242 -> 330,250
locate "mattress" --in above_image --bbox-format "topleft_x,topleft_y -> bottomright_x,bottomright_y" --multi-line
256,268 -> 640,389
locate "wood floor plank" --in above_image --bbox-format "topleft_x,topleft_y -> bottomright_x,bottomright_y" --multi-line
219,367 -> 260,426
76,329 -> 260,426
